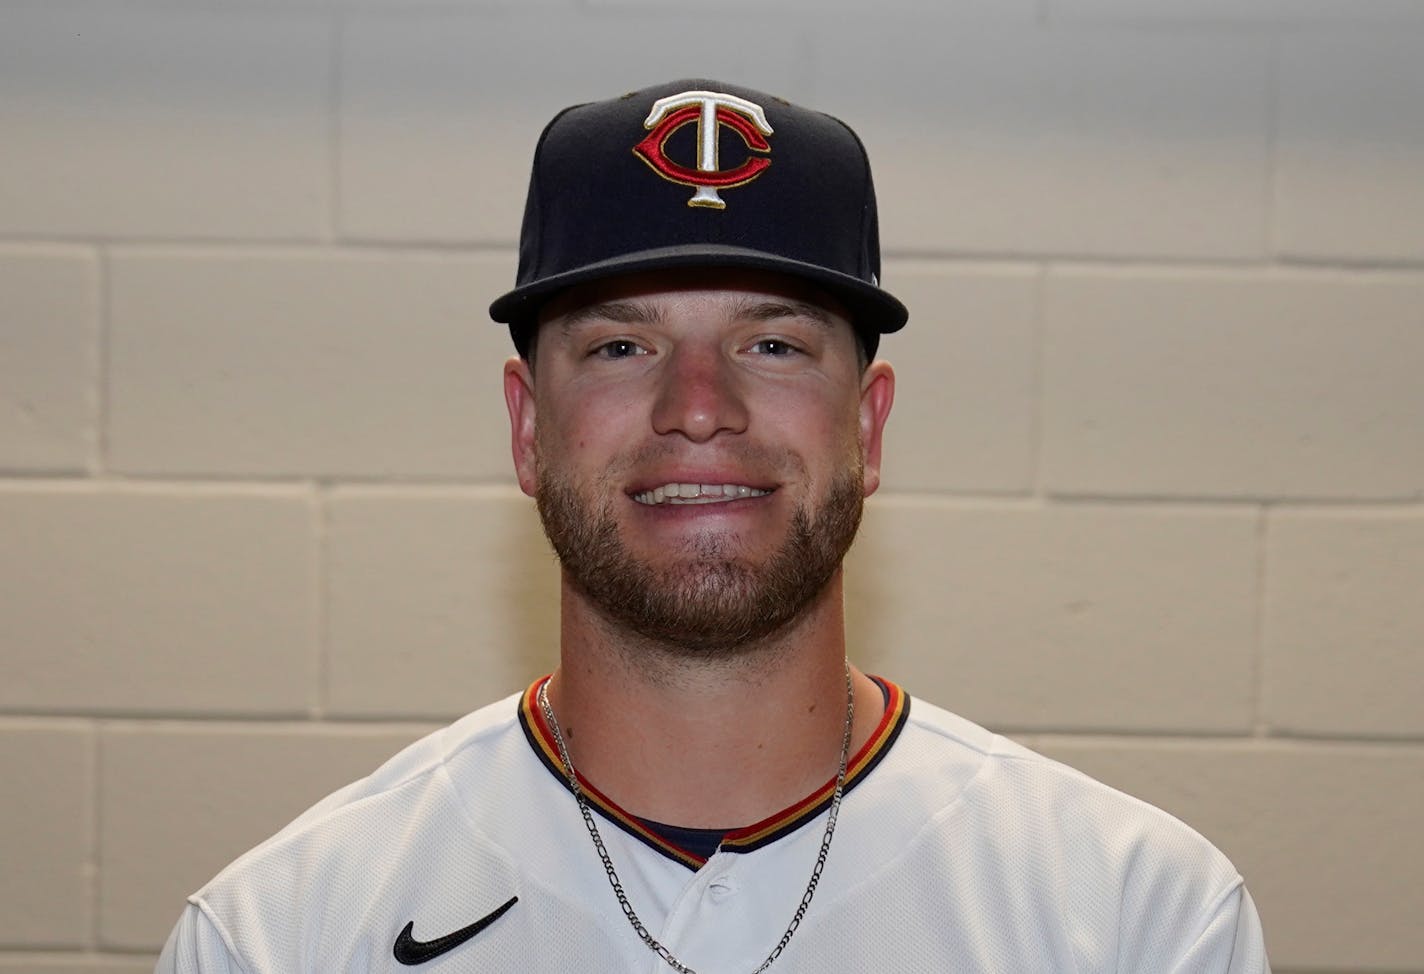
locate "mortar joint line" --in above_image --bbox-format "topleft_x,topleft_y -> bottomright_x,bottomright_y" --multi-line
326,7 -> 345,246
1262,30 -> 1282,262
86,717 -> 102,950
93,245 -> 112,480
311,482 -> 334,722
1250,504 -> 1271,740
1028,261 -> 1049,502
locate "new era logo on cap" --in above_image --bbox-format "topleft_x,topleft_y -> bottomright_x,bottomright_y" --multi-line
489,78 -> 908,358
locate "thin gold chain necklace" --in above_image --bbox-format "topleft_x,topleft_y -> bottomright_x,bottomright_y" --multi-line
537,661 -> 854,974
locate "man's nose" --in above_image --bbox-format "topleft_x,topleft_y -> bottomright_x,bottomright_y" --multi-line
650,345 -> 750,442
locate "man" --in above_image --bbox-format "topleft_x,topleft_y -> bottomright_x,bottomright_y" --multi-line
158,79 -> 1269,972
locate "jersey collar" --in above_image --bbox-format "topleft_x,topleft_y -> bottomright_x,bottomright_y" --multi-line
518,675 -> 910,870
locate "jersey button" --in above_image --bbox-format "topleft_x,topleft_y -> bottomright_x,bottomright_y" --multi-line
708,880 -> 736,901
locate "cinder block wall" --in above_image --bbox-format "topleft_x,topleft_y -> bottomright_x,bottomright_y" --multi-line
2,2 -> 1421,971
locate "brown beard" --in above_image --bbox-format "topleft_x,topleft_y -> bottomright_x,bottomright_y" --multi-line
535,456 -> 865,656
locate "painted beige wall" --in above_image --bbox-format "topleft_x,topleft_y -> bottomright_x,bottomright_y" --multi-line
2,1 -> 1422,970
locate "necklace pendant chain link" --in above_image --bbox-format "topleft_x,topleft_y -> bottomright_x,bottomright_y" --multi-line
538,660 -> 855,974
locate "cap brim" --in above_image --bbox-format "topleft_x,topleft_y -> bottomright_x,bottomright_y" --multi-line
488,244 -> 908,335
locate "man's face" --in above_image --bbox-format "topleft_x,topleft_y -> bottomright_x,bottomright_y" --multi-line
503,269 -> 895,654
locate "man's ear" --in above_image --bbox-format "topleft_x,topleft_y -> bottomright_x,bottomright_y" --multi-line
858,359 -> 895,498
504,356 -> 538,497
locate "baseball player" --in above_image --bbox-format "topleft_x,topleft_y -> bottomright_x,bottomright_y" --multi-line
157,79 -> 1270,972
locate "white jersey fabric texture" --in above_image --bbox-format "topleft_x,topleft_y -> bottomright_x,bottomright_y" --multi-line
156,678 -> 1269,973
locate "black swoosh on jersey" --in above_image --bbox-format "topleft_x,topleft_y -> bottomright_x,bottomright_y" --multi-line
393,896 -> 518,965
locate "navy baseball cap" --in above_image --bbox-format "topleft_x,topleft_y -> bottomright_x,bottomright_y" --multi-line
489,78 -> 908,359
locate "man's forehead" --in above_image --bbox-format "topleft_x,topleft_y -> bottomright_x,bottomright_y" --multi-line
538,268 -> 851,328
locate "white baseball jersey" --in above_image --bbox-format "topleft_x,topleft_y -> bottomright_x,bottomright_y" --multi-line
157,678 -> 1269,972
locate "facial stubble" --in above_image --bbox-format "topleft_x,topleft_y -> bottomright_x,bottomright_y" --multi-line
535,451 -> 865,656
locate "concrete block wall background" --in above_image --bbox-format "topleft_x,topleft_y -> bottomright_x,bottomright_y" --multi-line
1,0 -> 1421,969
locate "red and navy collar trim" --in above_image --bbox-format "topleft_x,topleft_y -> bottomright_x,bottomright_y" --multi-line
518,675 -> 910,870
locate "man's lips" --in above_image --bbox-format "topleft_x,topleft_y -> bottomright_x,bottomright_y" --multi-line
631,482 -> 774,506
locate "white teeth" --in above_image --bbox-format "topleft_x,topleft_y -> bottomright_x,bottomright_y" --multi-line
632,483 -> 772,505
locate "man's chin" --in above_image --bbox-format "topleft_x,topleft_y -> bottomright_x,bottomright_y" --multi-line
569,559 -> 794,651
615,540 -> 769,573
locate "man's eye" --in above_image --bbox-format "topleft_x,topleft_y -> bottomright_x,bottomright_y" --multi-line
750,339 -> 798,357
593,340 -> 644,359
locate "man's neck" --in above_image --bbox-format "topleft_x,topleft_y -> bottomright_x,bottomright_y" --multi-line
545,574 -> 886,828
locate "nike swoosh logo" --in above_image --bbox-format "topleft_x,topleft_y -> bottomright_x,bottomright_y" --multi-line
393,895 -> 518,965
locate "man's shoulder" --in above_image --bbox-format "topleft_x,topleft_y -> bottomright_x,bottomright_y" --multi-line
851,689 -> 1257,967
888,692 -> 1247,888
170,689 -> 552,968
252,689 -> 526,850
188,690 -> 530,918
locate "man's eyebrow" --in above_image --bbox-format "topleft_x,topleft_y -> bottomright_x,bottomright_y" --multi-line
559,300 -> 662,333
734,299 -> 836,328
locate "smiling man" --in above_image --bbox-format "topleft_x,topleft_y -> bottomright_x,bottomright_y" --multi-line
514,270 -> 884,660
157,79 -> 1269,972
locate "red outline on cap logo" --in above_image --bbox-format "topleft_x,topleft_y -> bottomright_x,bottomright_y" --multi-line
633,91 -> 773,210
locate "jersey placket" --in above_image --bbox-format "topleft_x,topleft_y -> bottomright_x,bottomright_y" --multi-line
642,834 -> 823,974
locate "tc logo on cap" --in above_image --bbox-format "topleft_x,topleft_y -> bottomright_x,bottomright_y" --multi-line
633,90 -> 773,210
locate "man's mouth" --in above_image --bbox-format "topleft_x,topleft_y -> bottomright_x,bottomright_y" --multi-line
632,483 -> 773,506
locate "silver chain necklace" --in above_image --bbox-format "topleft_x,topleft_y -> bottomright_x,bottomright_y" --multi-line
537,660 -> 854,974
